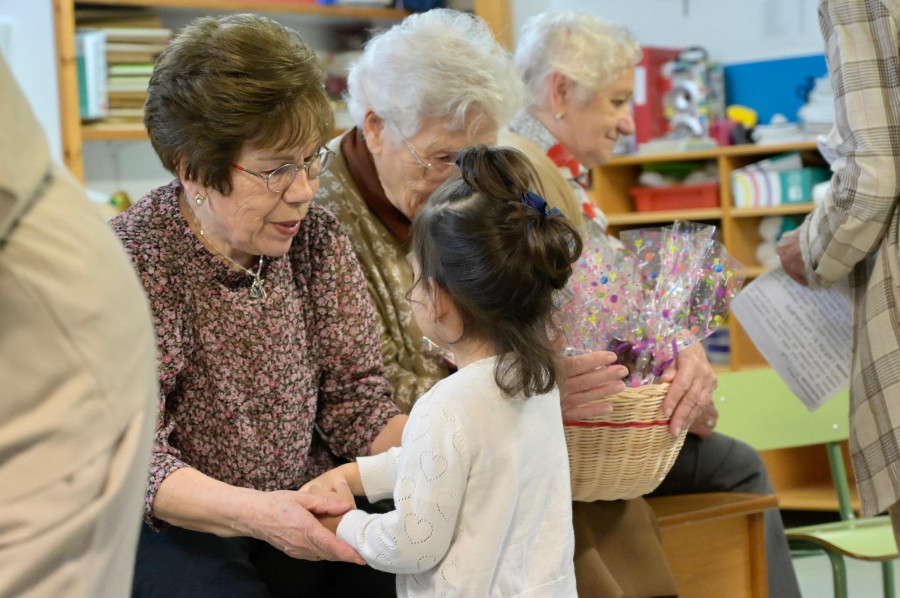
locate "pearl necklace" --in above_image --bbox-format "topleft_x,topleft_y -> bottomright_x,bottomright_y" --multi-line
184,196 -> 267,300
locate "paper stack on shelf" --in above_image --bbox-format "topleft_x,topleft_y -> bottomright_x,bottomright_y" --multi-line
797,76 -> 835,136
730,152 -> 830,208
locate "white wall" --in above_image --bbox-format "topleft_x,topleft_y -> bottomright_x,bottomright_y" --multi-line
511,0 -> 824,65
0,0 -> 61,161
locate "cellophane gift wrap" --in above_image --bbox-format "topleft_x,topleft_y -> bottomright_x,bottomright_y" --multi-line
558,221 -> 745,501
559,220 -> 746,385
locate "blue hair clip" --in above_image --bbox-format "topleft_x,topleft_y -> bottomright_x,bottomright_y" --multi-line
521,191 -> 549,215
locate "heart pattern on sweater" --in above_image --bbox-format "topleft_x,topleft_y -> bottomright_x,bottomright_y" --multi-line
410,412 -> 432,442
440,560 -> 459,589
450,429 -> 465,458
436,489 -> 458,521
404,512 -> 434,544
396,476 -> 416,501
419,450 -> 448,481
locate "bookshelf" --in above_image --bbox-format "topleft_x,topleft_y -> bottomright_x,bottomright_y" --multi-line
591,140 -> 823,371
54,0 -> 511,180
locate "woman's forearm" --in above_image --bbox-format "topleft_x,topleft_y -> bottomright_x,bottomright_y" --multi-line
152,467 -> 262,537
155,467 -> 366,563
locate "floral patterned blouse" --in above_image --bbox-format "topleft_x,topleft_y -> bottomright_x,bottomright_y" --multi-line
111,180 -> 401,525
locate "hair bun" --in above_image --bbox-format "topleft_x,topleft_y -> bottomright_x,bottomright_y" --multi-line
455,144 -> 544,204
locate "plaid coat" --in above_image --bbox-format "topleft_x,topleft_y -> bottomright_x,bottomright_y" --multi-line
800,0 -> 900,516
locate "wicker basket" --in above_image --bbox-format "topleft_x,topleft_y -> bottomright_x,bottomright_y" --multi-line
564,383 -> 688,502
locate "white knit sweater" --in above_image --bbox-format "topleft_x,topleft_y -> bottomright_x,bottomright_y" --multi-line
337,356 -> 577,596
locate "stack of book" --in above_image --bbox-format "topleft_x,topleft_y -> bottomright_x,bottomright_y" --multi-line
75,8 -> 171,123
104,27 -> 169,121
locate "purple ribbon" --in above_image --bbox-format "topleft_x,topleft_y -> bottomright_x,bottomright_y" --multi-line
610,338 -> 679,382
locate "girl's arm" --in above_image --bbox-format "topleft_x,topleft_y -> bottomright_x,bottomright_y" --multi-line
302,462 -> 364,496
336,402 -> 470,573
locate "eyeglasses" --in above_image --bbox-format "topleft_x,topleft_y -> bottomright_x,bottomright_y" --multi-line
232,147 -> 335,193
389,122 -> 457,182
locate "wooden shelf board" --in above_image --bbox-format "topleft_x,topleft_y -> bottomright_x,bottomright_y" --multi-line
744,265 -> 768,279
730,204 -> 816,218
608,140 -> 821,166
82,122 -> 148,141
606,207 -> 723,226
74,0 -> 410,19
81,122 -> 348,141
718,140 -> 821,157
609,148 -> 723,165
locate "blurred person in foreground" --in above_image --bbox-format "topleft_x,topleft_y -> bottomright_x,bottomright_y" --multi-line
0,53 -> 158,596
501,11 -> 801,597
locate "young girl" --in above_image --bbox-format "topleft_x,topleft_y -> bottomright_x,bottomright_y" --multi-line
304,145 -> 582,596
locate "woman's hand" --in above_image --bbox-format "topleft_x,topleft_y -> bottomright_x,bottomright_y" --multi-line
304,478 -> 356,535
242,489 -> 364,564
558,350 -> 628,420
687,403 -> 719,440
776,228 -> 809,286
658,342 -> 717,436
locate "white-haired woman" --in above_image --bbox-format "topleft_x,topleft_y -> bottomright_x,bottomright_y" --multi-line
318,9 -> 517,411
316,9 -> 680,597
501,11 -> 801,598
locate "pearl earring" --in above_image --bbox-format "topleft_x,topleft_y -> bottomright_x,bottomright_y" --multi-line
194,194 -> 205,205
554,112 -> 564,121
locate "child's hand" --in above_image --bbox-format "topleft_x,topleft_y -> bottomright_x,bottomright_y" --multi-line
305,479 -> 355,534
301,463 -> 363,496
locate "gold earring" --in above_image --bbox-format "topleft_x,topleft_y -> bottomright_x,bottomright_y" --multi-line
554,112 -> 565,121
194,193 -> 205,205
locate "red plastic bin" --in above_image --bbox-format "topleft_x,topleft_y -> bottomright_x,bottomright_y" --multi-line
630,182 -> 720,212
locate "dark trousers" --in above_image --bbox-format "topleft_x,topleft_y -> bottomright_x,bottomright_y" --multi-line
132,522 -> 395,598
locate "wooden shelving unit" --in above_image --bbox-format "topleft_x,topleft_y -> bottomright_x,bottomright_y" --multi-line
76,0 -> 411,19
592,140 -> 823,371
54,0 -> 510,180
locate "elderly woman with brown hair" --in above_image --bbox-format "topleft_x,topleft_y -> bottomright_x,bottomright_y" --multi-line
500,11 -> 801,598
111,14 -> 405,596
316,9 -> 688,597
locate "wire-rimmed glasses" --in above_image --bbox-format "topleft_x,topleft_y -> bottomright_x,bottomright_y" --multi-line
388,121 -> 458,182
232,147 -> 335,193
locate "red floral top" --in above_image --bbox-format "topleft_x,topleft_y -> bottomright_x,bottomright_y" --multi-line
111,180 -> 401,525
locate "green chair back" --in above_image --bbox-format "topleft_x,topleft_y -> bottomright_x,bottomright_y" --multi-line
712,368 -> 897,598
714,368 -> 849,451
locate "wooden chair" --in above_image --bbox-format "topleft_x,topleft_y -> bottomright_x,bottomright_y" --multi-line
648,491 -> 775,598
714,368 -> 899,598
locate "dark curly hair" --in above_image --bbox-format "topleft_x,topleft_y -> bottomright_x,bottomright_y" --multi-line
410,144 -> 583,398
144,14 -> 334,194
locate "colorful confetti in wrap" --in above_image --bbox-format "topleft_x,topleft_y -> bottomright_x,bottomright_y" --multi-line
559,221 -> 745,387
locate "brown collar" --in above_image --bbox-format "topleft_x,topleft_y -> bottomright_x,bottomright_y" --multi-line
341,127 -> 411,244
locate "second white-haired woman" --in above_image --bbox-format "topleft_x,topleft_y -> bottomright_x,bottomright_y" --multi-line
500,10 -> 802,598
316,8 -> 681,597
